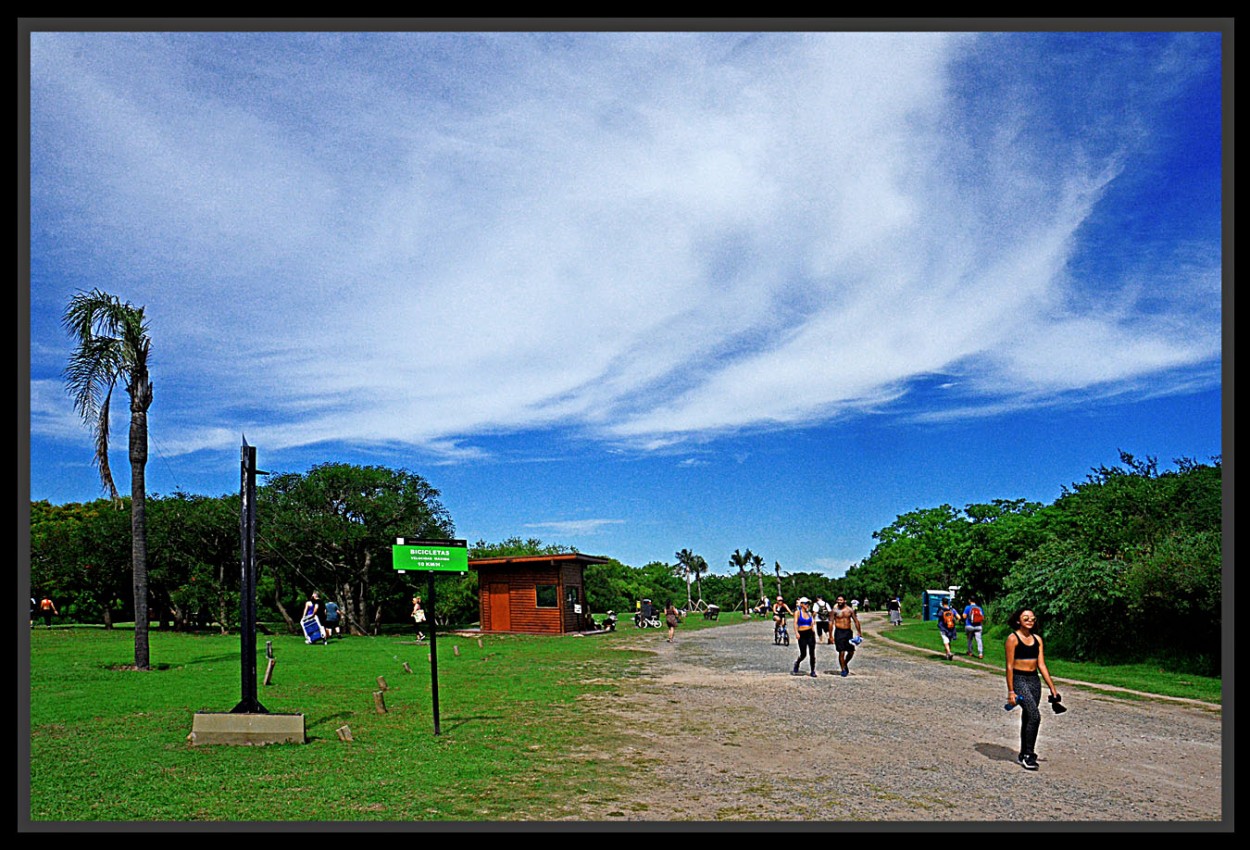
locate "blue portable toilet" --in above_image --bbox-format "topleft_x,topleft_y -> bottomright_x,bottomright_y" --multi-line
922,589 -> 953,621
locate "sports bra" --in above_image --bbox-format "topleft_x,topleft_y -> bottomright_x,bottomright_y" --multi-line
1013,632 -> 1039,660
797,610 -> 813,628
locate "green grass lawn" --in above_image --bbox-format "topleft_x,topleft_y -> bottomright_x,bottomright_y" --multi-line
874,618 -> 1222,704
28,625 -> 659,822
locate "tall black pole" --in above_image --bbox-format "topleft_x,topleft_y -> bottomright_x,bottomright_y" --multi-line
233,440 -> 266,714
427,570 -> 441,735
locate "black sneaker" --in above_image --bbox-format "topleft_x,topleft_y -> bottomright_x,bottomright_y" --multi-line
1019,753 -> 1038,771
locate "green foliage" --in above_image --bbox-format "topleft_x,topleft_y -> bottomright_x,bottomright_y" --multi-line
30,499 -> 131,627
584,558 -> 638,613
1122,531 -> 1222,673
1002,539 -> 1129,659
469,537 -> 571,558
258,463 -> 455,634
148,491 -> 241,632
846,452 -> 1221,671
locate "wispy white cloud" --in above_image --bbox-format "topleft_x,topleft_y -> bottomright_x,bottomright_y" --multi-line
29,31 -> 1221,461
523,519 -> 625,535
812,558 -> 858,578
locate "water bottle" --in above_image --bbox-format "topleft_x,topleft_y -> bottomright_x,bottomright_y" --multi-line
1004,700 -> 1019,711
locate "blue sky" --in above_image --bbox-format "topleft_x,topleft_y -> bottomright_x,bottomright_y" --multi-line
26,28 -> 1224,577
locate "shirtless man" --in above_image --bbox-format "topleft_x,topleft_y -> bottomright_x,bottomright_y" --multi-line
831,595 -> 863,677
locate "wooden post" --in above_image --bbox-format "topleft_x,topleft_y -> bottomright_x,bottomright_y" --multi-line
453,645 -> 460,657
376,675 -> 388,691
336,725 -> 353,742
402,661 -> 413,674
263,657 -> 277,686
477,638 -> 483,649
373,691 -> 387,713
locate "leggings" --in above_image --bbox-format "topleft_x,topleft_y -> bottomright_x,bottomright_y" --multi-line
795,629 -> 816,672
1013,670 -> 1042,757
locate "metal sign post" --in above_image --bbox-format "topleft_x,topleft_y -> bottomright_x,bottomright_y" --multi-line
394,538 -> 468,735
233,439 -> 266,714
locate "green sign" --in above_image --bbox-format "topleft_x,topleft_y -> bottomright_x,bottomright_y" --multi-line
392,539 -> 469,573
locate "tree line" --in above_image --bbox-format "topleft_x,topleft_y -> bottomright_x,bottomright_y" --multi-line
837,452 -> 1222,674
29,452 -> 1221,676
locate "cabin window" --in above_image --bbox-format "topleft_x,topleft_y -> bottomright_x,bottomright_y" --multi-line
565,586 -> 580,610
536,584 -> 558,608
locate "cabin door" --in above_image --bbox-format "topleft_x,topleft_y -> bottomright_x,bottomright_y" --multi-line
487,583 -> 511,631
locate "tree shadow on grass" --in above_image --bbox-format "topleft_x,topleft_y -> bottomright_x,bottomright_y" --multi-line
308,711 -> 354,728
438,714 -> 505,732
175,653 -> 241,666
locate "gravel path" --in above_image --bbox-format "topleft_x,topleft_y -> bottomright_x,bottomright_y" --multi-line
576,613 -> 1224,824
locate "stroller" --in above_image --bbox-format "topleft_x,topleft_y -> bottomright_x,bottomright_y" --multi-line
301,613 -> 329,645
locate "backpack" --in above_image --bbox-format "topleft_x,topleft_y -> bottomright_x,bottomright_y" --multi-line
969,606 -> 984,625
941,608 -> 956,628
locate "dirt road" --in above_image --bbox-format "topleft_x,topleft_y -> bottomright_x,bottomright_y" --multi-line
576,613 -> 1224,824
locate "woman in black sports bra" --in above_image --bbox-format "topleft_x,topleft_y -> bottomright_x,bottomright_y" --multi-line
1005,609 -> 1060,771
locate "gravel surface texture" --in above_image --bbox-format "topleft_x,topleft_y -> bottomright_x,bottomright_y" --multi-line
576,612 -> 1224,825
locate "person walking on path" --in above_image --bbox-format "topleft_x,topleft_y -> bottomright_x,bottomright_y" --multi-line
665,600 -> 680,642
813,594 -> 833,644
831,596 -> 863,676
790,597 -> 818,677
887,595 -> 903,626
963,597 -> 985,658
1005,608 -> 1061,771
38,595 -> 58,628
937,598 -> 961,660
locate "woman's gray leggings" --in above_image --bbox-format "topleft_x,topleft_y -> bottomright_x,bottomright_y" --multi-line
1014,670 -> 1042,757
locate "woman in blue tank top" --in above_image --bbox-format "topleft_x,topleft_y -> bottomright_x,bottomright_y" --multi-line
791,598 -> 818,677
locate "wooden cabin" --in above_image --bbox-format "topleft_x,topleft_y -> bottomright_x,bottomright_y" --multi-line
470,553 -> 610,635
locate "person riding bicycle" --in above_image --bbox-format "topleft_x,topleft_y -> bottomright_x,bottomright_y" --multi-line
772,595 -> 793,638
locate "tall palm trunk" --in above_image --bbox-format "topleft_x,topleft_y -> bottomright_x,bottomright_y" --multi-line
130,395 -> 150,669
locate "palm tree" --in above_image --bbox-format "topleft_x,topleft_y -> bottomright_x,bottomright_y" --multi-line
63,289 -> 154,670
750,552 -> 766,605
675,549 -> 710,610
689,554 -> 708,607
775,561 -> 784,599
674,549 -> 695,610
729,549 -> 751,615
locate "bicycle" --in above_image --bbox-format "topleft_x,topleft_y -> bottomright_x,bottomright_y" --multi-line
774,620 -> 790,646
